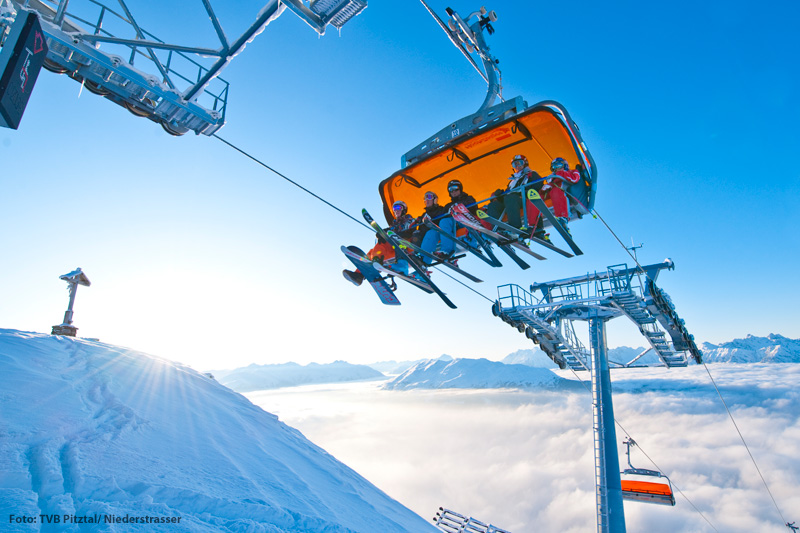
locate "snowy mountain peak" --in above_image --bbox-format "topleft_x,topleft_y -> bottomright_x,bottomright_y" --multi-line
384,357 -> 578,391
700,334 -> 800,363
0,329 -> 435,532
212,360 -> 384,392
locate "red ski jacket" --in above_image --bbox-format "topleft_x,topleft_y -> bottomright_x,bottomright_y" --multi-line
550,168 -> 581,189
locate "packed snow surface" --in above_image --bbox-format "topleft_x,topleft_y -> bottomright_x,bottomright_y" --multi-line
0,329 -> 436,532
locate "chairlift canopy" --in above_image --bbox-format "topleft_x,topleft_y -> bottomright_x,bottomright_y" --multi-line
378,100 -> 596,223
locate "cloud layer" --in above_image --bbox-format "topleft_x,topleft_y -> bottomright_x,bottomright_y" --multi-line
247,364 -> 800,532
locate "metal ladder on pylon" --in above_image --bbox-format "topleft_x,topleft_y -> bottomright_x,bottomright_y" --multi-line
609,291 -> 685,367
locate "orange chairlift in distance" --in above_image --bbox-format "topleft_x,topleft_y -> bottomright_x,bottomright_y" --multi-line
620,437 -> 676,507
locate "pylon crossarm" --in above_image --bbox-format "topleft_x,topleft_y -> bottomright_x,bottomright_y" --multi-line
495,261 -> 702,370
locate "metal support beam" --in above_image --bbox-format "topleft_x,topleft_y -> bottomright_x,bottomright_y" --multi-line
590,315 -> 626,533
182,0 -> 284,102
200,0 -> 229,51
76,35 -> 221,56
53,0 -> 69,25
280,0 -> 325,33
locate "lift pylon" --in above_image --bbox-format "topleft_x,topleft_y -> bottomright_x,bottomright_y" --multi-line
492,260 -> 703,533
493,260 -> 702,370
0,0 -> 366,134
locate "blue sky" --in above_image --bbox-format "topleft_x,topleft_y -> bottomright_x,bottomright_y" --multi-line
1,0 -> 798,370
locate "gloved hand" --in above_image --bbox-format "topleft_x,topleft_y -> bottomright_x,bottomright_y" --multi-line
492,189 -> 504,198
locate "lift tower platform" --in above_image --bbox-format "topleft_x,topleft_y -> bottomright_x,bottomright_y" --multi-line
492,260 -> 702,533
1,0 -> 366,134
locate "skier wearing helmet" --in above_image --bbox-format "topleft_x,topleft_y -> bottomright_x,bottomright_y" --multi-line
441,178 -> 492,242
443,179 -> 480,215
417,190 -> 456,264
484,154 -> 544,233
342,199 -> 417,286
532,157 -> 581,234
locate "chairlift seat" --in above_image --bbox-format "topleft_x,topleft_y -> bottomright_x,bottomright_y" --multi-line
621,479 -> 676,506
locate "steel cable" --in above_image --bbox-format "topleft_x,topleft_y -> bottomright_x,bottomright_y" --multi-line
588,202 -> 791,530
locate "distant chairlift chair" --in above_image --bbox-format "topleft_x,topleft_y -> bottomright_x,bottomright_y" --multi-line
620,437 -> 676,506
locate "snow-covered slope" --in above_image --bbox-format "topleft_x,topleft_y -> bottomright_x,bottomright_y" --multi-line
0,329 -> 436,532
384,357 -> 578,391
701,334 -> 800,363
212,361 -> 384,392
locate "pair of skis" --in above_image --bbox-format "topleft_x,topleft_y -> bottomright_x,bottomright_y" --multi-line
343,210 -> 462,309
523,187 -> 583,256
448,204 -> 545,270
344,193 -> 582,307
445,191 -> 582,267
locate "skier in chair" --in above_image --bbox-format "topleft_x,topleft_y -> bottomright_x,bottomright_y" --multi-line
528,157 -> 581,236
343,200 -> 416,286
484,154 -> 543,236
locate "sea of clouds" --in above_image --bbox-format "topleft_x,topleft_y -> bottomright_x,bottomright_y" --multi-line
247,364 -> 800,533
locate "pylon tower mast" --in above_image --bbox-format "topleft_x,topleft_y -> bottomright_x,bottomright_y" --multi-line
492,260 -> 702,533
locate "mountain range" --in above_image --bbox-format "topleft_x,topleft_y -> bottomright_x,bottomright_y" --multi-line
211,335 -> 799,393
502,334 -> 800,367
366,354 -> 453,375
699,334 -> 800,363
212,361 -> 384,392
383,357 -> 583,391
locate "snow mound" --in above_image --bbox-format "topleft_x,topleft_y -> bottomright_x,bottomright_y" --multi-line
701,334 -> 800,363
383,357 -> 574,391
0,329 -> 436,532
212,361 -> 384,392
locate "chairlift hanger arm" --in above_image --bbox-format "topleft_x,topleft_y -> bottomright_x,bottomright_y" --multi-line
418,1 -> 502,111
418,0 -> 486,84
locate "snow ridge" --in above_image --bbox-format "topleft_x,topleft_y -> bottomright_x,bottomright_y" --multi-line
0,329 -> 436,532
212,360 -> 384,392
383,357 -> 577,391
701,334 -> 800,363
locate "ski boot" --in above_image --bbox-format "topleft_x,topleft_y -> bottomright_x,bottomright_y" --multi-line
556,217 -> 571,235
411,269 -> 432,284
342,269 -> 365,286
532,230 -> 552,244
433,250 -> 453,262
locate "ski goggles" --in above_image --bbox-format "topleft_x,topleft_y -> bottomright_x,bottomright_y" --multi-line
392,204 -> 405,212
424,193 -> 437,201
447,185 -> 461,192
512,159 -> 526,169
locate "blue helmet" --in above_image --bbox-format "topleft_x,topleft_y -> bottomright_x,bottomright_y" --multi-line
551,157 -> 568,172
